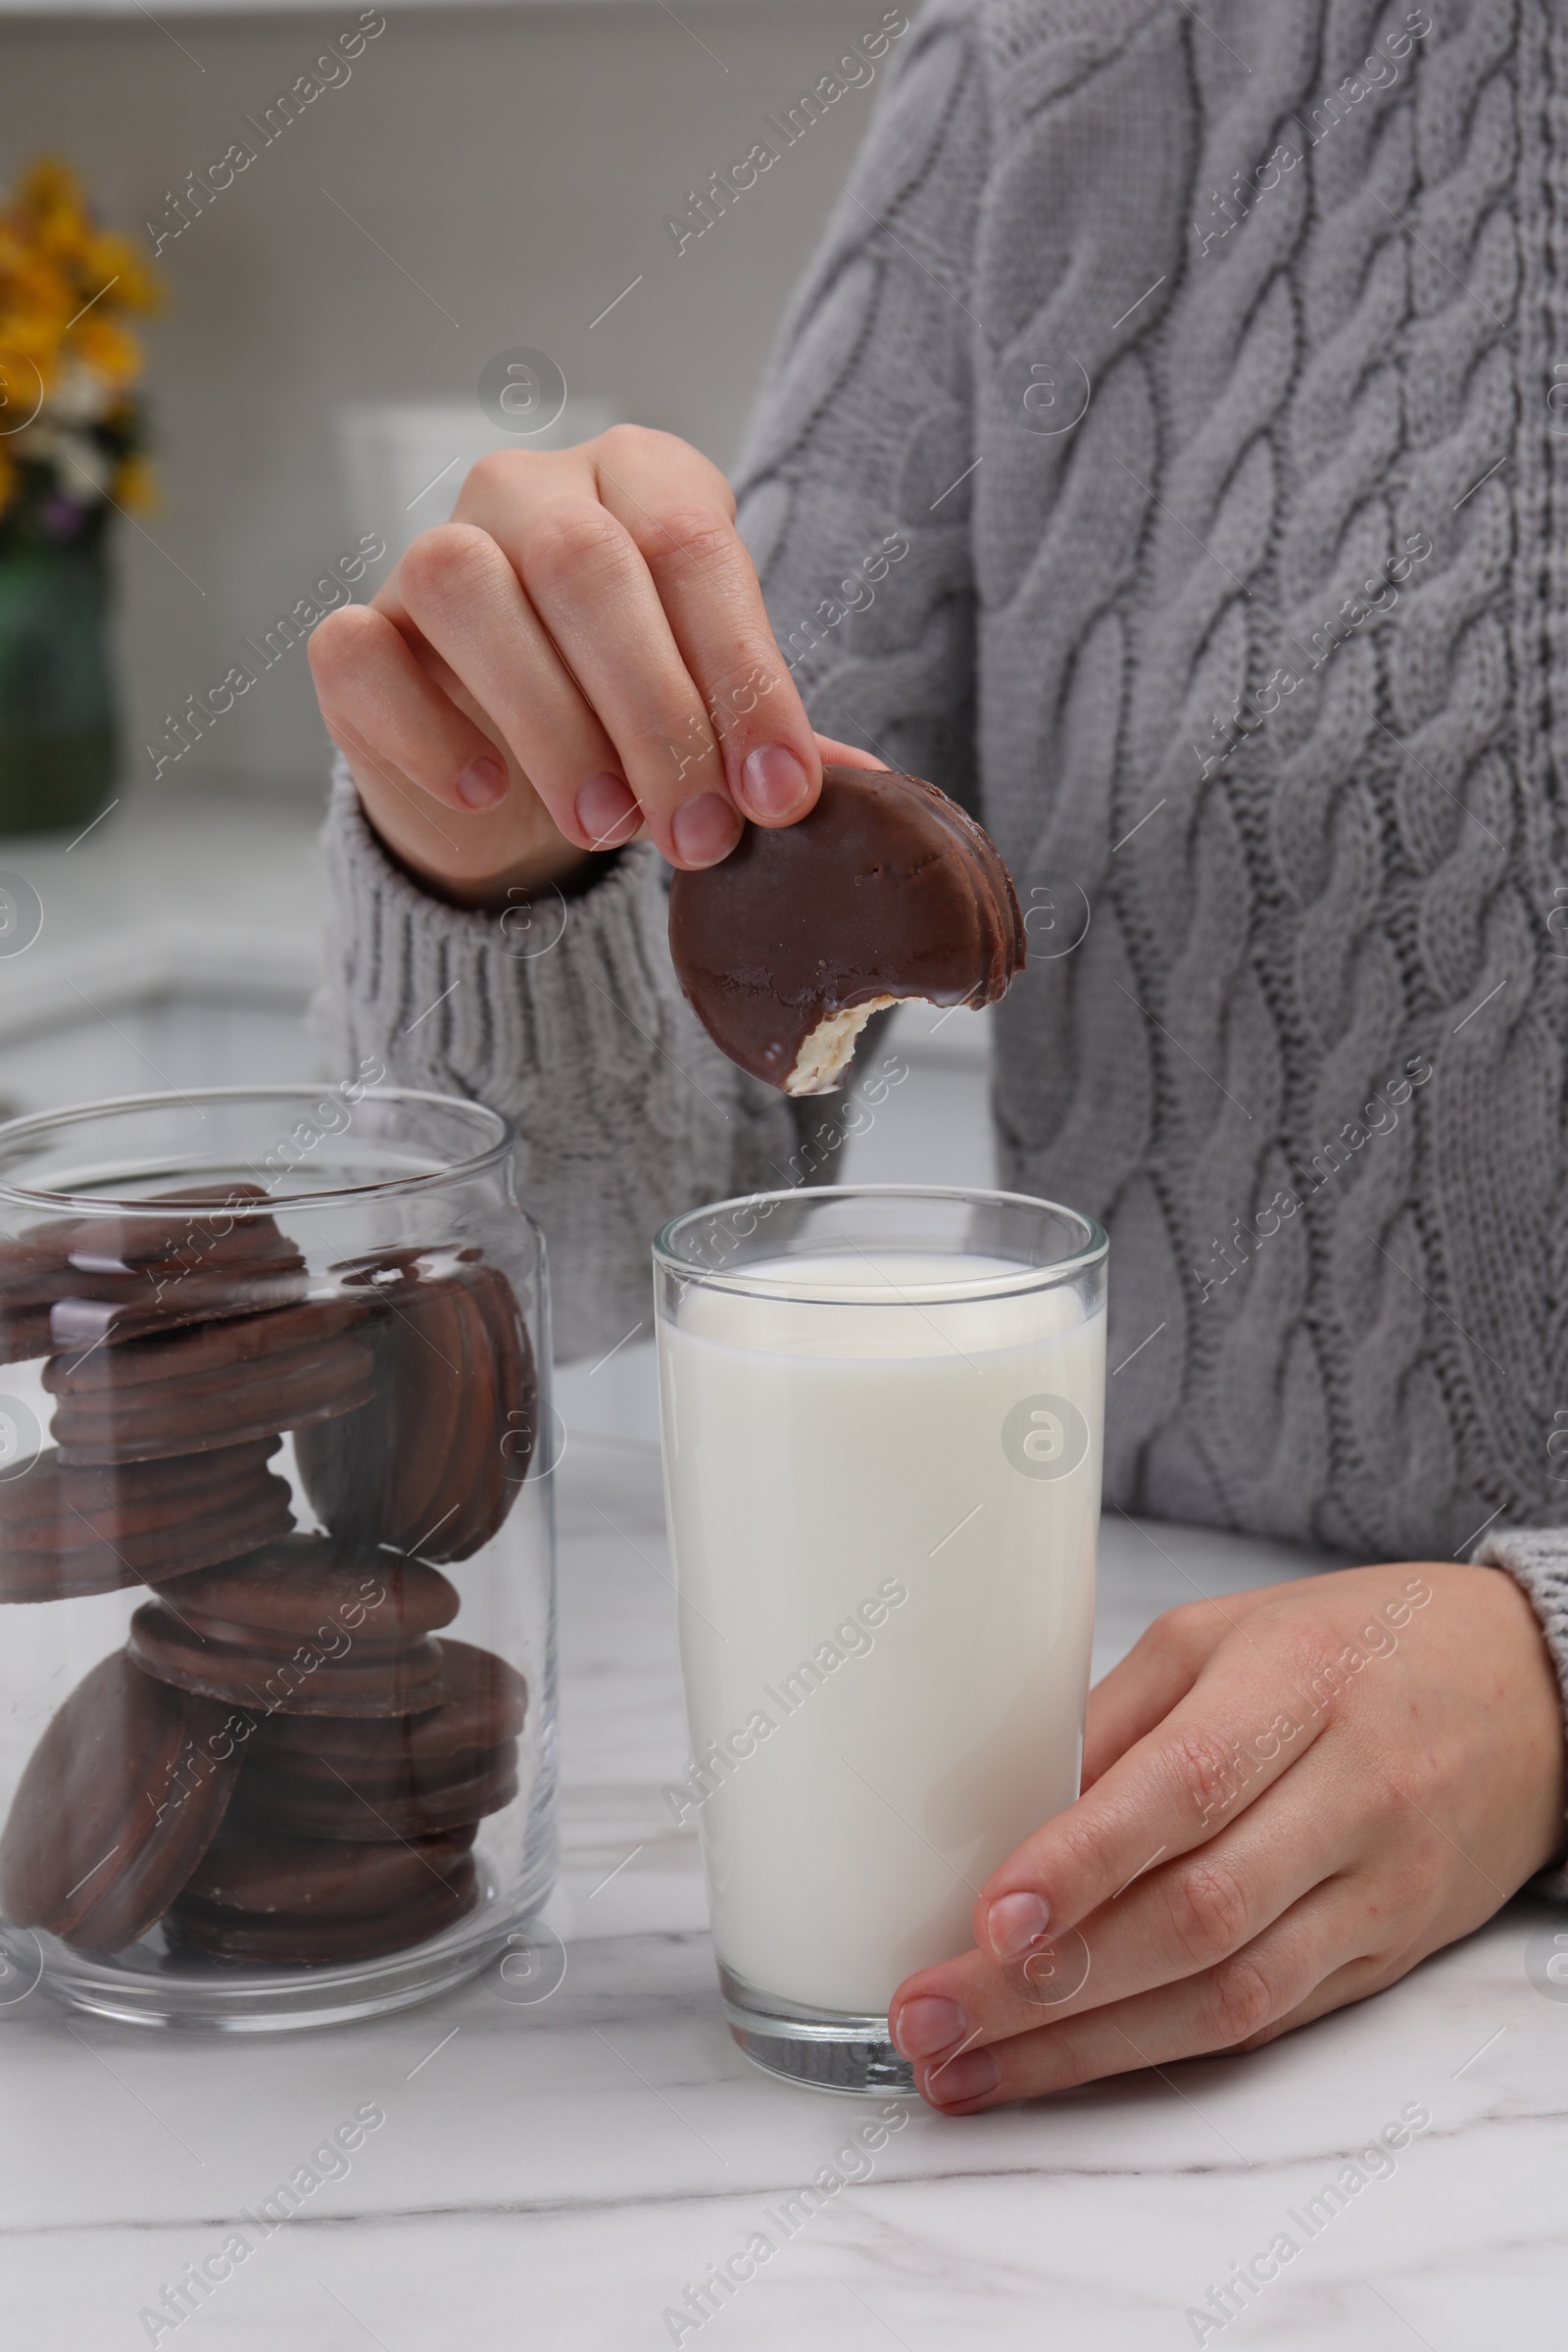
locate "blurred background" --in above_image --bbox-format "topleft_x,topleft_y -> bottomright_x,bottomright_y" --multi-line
0,0 -> 993,1439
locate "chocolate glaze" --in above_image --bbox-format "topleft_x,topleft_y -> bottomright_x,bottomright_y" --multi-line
0,1185 -> 307,1363
167,1862 -> 477,1965
0,1441 -> 295,1600
0,1652 -> 241,1952
0,1206 -> 536,1967
167,1822 -> 478,1963
142,1535 -> 460,1639
667,763 -> 1026,1094
250,1639 -> 527,1764
295,1249 -> 534,1561
179,1818 -> 475,1919
236,1638 -> 526,1839
126,1603 -> 448,1718
126,1538 -> 458,1717
46,1295 -> 375,1464
237,1747 -> 518,1842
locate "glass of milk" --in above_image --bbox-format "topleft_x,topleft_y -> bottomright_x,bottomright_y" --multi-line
654,1186 -> 1106,2093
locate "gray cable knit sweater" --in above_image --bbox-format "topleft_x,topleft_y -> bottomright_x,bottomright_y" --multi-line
318,0 -> 1568,1738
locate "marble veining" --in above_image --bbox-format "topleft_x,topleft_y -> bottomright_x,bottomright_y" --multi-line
1,1438 -> 1562,2350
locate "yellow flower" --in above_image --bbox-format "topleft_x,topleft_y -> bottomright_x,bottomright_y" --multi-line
87,230 -> 160,318
17,157 -> 79,220
0,154 -> 165,522
75,317 -> 142,390
113,453 -> 157,514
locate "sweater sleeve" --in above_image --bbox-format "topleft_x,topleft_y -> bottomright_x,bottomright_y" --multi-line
312,767 -> 797,1364
1473,1527 -> 1568,1898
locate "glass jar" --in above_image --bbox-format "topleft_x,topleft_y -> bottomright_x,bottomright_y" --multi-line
0,1085 -> 557,2029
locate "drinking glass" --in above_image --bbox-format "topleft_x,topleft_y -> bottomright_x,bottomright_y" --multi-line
655,1185 -> 1106,2092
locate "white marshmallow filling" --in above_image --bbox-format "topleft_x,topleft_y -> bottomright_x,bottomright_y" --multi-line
784,996 -> 899,1096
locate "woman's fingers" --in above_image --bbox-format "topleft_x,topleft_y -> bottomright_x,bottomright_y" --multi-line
321,429 -> 884,890
391,524 -> 638,851
1085,1589 -> 1276,1787
311,602 -> 509,814
1232,1932 -> 1447,2050
452,430 -> 822,867
1080,1600 -> 1223,1788
973,1635 -> 1332,1963
915,1882 -> 1372,2114
504,483 -> 738,866
884,1561 -> 1565,2116
813,734 -> 888,770
312,604 -> 608,906
894,1754 -> 1348,2065
590,430 -> 823,827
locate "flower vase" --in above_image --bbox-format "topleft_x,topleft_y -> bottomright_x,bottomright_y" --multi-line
0,538 -> 118,836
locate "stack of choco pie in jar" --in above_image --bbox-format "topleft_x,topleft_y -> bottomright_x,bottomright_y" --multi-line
0,1198 -> 535,1969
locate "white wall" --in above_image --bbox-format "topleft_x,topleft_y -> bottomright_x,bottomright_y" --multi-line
1,0 -> 893,796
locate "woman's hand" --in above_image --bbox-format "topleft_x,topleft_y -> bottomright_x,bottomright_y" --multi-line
308,423 -> 873,908
889,1561 -> 1567,2113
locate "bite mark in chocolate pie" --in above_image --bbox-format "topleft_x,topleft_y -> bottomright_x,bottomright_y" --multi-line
667,764 -> 1026,1095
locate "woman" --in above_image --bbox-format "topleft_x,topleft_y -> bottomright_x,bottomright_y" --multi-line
309,0 -> 1568,2114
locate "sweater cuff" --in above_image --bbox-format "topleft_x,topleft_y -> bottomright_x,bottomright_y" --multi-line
315,760 -> 674,1076
1473,1524 -> 1568,1899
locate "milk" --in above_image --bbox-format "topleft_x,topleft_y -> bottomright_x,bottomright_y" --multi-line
658,1251 -> 1104,2017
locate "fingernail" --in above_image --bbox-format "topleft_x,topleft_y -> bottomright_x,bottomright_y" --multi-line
892,1995 -> 967,2060
924,2047 -> 999,2107
987,1891 -> 1051,1959
670,792 -> 743,867
738,743 -> 809,821
574,769 -> 639,848
455,754 -> 508,810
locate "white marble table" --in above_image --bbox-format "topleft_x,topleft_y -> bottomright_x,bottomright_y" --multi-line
3,1437 -> 1564,2351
